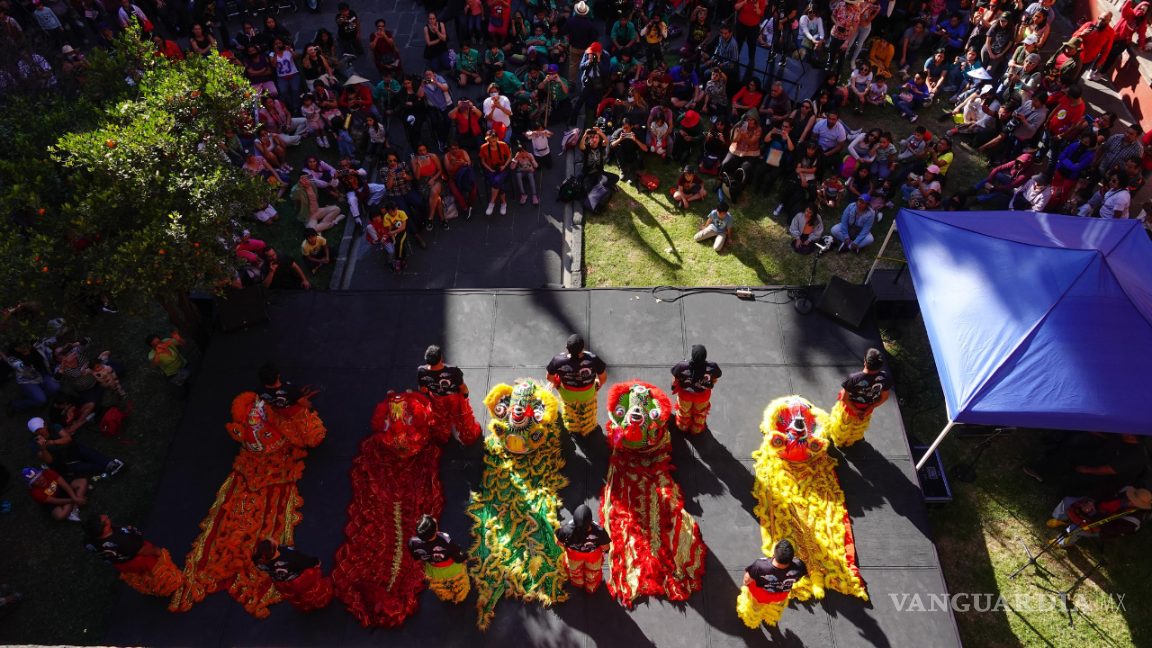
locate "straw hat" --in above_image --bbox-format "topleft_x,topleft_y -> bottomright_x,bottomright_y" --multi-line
1125,487 -> 1152,510
344,75 -> 370,86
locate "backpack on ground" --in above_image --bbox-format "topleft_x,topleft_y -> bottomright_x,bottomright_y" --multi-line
558,175 -> 583,202
562,128 -> 582,151
99,402 -> 133,437
455,164 -> 476,194
583,177 -> 613,213
719,168 -> 746,202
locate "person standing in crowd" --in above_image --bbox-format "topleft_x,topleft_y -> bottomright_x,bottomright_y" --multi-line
1090,1 -> 1150,82
335,3 -> 363,55
417,345 -> 482,445
554,504 -> 610,593
407,515 -> 470,603
479,129 -> 512,216
546,334 -> 607,436
83,515 -> 184,598
670,345 -> 723,434
563,2 -> 599,86
736,539 -> 808,628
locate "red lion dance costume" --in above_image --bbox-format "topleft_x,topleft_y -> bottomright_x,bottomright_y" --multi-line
332,390 -> 473,627
601,380 -> 707,607
169,393 -> 326,618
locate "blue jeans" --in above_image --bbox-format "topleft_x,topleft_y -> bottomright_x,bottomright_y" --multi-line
15,379 -> 60,411
276,74 -> 302,113
467,14 -> 483,37
893,95 -> 923,117
871,160 -> 894,180
428,51 -> 452,72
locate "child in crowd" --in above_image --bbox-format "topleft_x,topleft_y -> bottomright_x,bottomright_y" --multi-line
92,352 -> 126,398
513,144 -> 539,205
526,122 -> 553,169
364,114 -> 388,162
648,112 -> 671,159
817,173 -> 844,210
871,178 -> 896,210
865,75 -> 887,107
300,94 -> 331,148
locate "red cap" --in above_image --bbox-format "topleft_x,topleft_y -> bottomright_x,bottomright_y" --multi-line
589,42 -> 602,54
681,110 -> 700,128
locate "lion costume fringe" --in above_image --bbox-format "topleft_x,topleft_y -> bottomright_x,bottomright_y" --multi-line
169,393 -> 326,618
601,381 -> 706,607
332,390 -> 471,628
744,396 -> 866,627
466,379 -> 569,630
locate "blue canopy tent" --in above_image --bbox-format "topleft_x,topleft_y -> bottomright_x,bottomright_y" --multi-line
880,210 -> 1152,471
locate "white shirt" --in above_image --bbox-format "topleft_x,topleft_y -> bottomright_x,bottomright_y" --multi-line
1099,188 -> 1132,219
273,49 -> 298,77
799,15 -> 824,45
850,69 -> 873,92
812,119 -> 847,152
118,4 -> 147,29
483,94 -> 512,128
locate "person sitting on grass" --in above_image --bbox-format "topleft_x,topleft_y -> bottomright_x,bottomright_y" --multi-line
52,339 -> 112,425
300,229 -> 330,274
817,172 -> 844,211
23,466 -> 88,523
892,72 -> 929,122
694,201 -> 733,252
611,119 -> 649,184
789,203 -> 824,255
846,60 -> 873,115
900,165 -> 942,203
1045,486 -> 1151,547
261,246 -> 312,290
832,195 -> 875,253
28,415 -> 125,479
673,165 -> 707,209
147,332 -> 191,398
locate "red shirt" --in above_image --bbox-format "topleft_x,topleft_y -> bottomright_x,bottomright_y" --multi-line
737,0 -> 765,26
29,469 -> 63,505
1047,97 -> 1085,137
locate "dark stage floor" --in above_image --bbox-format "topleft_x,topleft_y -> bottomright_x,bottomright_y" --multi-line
104,288 -> 961,648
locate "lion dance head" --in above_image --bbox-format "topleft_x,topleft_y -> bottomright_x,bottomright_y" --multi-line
370,390 -> 434,459
227,392 -> 286,455
605,380 -> 672,451
762,396 -> 828,462
484,379 -> 560,454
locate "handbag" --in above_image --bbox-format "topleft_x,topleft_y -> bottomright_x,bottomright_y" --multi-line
899,92 -> 913,103
766,147 -> 783,167
839,155 -> 857,178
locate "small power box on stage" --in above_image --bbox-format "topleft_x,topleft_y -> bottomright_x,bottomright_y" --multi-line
912,445 -> 953,506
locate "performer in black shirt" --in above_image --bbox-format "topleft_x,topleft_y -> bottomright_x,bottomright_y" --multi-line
827,348 -> 890,446
82,514 -> 184,598
407,514 -> 471,603
546,334 -> 607,435
554,504 -> 611,593
416,345 -> 482,445
670,344 -> 723,434
737,539 -> 809,628
257,362 -> 318,410
252,538 -> 334,611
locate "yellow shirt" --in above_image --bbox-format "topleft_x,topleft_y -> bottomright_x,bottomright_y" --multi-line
934,151 -> 954,176
868,40 -> 894,74
382,210 -> 408,232
301,235 -> 328,257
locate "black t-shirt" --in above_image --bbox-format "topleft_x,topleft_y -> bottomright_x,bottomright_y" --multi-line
30,428 -> 80,466
841,370 -> 890,408
84,526 -> 145,564
546,351 -> 606,389
554,520 -> 610,553
611,129 -> 644,163
336,10 -> 359,38
259,381 -> 305,409
262,256 -> 301,290
417,364 -> 465,397
671,360 -> 723,393
255,545 -> 319,582
746,557 -> 807,594
407,532 -> 465,564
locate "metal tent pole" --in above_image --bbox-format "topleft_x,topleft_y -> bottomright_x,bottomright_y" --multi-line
865,220 -> 898,285
915,420 -> 955,472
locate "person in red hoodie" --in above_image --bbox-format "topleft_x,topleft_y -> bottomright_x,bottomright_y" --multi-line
1090,0 -> 1150,81
972,153 -> 1036,208
1072,11 -> 1114,75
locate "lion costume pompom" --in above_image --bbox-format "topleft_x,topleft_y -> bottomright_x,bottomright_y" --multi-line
466,379 -> 569,630
601,380 -> 706,608
742,396 -> 866,627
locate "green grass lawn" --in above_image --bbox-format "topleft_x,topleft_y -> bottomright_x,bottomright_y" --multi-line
583,98 -> 987,287
0,306 -> 190,644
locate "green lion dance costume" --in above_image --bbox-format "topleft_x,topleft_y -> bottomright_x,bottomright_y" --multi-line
601,380 -> 706,607
466,379 -> 569,630
742,396 -> 867,628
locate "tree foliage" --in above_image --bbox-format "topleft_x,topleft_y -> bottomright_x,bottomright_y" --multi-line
0,26 -> 271,344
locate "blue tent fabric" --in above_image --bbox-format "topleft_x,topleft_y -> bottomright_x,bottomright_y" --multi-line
895,209 -> 1152,435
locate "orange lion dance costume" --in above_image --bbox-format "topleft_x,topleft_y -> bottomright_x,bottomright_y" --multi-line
601,380 -> 706,607
169,393 -> 326,618
742,396 -> 867,627
332,390 -> 473,628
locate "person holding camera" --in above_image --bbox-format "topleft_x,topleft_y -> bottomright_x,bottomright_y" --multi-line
640,15 -> 668,67
417,68 -> 454,149
449,98 -> 484,149
579,126 -> 609,178
571,43 -> 610,125
537,64 -> 570,121
611,119 -> 649,183
758,118 -> 795,196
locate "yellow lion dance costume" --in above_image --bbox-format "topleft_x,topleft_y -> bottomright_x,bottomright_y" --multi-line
741,396 -> 867,628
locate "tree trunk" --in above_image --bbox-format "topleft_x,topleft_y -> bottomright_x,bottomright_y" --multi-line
158,293 -> 210,351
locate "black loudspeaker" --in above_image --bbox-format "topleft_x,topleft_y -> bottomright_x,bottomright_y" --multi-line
869,268 -> 919,319
816,276 -> 875,329
216,285 -> 269,332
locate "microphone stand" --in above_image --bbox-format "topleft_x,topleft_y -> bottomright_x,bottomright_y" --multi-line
794,237 -> 830,314
949,427 -> 1009,483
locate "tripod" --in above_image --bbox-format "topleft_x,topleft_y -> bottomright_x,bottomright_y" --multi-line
794,237 -> 831,314
1035,558 -> 1106,629
1008,533 -> 1063,580
949,427 -> 1009,483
